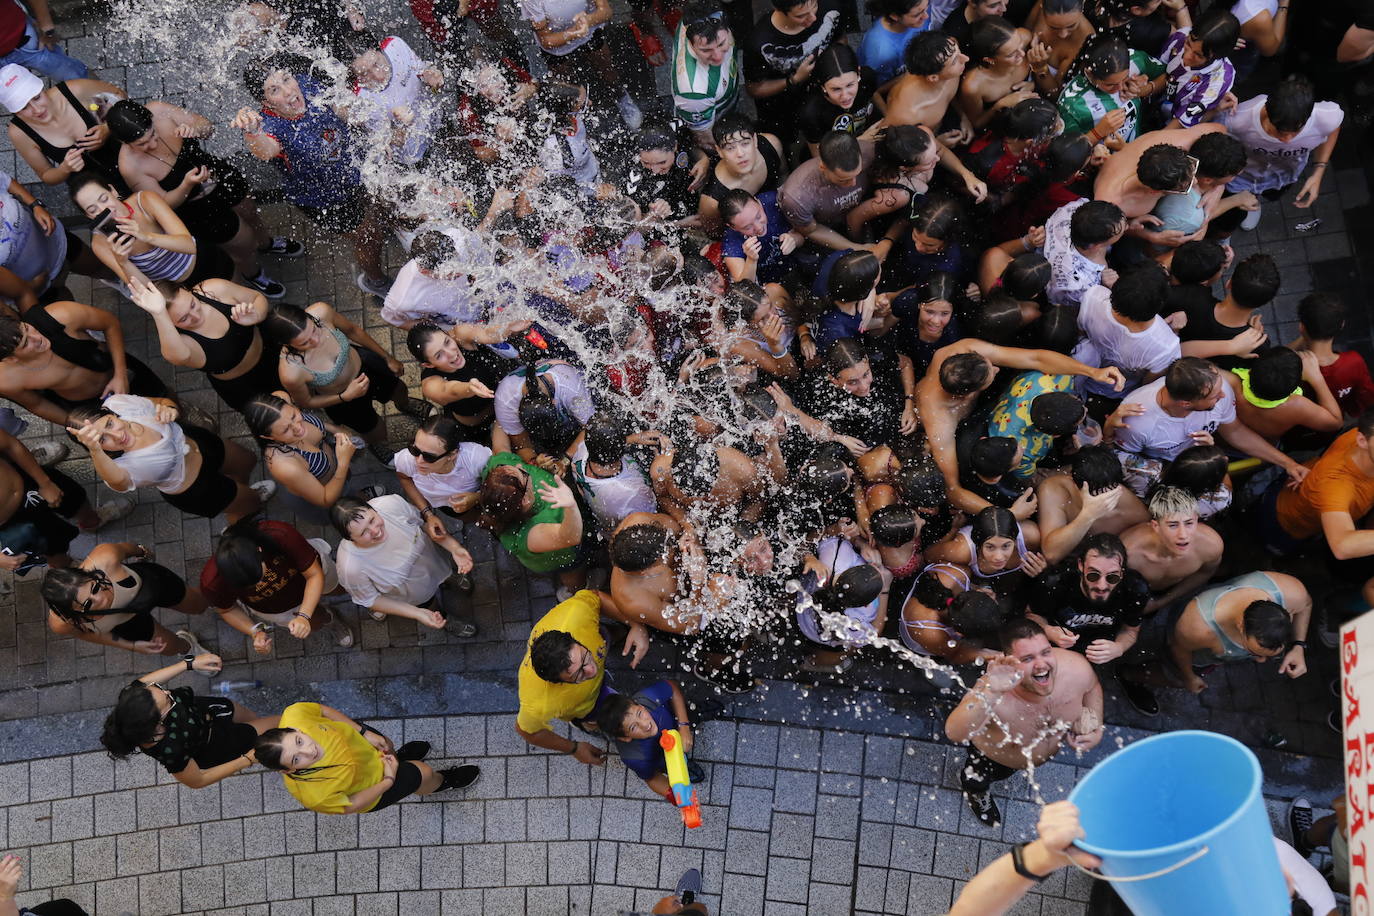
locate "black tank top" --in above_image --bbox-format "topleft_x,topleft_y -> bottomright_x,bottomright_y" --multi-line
702,137 -> 785,204
11,83 -> 126,191
26,302 -> 111,373
181,289 -> 259,375
421,345 -> 508,421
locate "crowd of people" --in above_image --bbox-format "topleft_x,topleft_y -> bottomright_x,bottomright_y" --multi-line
0,0 -> 1366,908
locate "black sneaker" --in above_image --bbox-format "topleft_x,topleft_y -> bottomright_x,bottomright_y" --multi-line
1118,673 -> 1159,716
244,273 -> 286,299
1288,796 -> 1314,857
439,764 -> 480,791
259,236 -> 306,258
686,760 -> 707,784
691,659 -> 755,695
396,741 -> 430,761
965,790 -> 1001,828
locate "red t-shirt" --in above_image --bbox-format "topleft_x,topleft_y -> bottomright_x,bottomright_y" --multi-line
1321,350 -> 1374,418
0,0 -> 28,56
200,520 -> 320,614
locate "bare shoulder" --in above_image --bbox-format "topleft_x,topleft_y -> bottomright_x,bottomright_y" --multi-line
1052,646 -> 1097,684
1196,523 -> 1225,558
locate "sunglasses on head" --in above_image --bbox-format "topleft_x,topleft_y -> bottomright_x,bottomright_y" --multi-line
407,444 -> 455,463
1084,569 -> 1123,585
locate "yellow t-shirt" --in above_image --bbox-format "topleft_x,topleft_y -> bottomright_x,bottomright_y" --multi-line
516,590 -> 607,734
277,702 -> 385,815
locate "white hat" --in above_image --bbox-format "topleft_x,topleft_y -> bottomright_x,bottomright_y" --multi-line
0,64 -> 42,114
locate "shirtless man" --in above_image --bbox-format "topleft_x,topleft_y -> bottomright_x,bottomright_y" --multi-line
1093,123 -> 1226,220
649,432 -> 784,524
1121,486 -> 1222,615
607,512 -> 704,634
0,302 -> 166,426
916,338 -> 1125,516
945,617 -> 1104,826
1037,445 -> 1149,564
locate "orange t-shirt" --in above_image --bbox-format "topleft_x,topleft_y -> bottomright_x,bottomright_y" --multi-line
1275,429 -> 1374,540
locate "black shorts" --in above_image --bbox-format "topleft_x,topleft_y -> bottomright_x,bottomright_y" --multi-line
183,238 -> 237,288
370,759 -> 424,810
163,424 -> 238,518
108,608 -> 156,642
297,185 -> 369,236
63,229 -> 89,271
322,345 -> 404,435
208,342 -> 283,413
190,696 -> 258,769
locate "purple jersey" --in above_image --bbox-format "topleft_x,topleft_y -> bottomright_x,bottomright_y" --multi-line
1161,28 -> 1235,128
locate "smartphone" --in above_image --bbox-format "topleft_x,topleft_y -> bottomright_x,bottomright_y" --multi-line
523,328 -> 549,350
90,207 -> 130,245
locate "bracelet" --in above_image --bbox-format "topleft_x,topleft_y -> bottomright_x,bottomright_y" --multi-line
1313,162 -> 1329,169
1021,236 -> 1032,251
420,506 -> 438,517
293,610 -> 312,620
565,741 -> 580,755
20,199 -> 36,212
1287,640 -> 1307,650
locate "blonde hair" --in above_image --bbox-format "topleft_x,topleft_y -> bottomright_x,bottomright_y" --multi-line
1147,485 -> 1198,522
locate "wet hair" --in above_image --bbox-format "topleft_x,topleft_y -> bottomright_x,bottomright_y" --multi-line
1037,305 -> 1080,354
711,111 -> 756,146
910,195 -> 963,241
672,442 -> 721,497
818,131 -> 862,172
1230,254 -> 1280,308
899,464 -> 947,508
1161,445 -> 1228,496
105,99 -> 155,144
1069,200 -> 1126,249
682,1 -> 730,43
720,281 -> 770,326
1297,292 -> 1345,340
827,250 -> 881,302
1164,356 -> 1219,402
1147,484 -> 1199,522
1192,132 -> 1245,180
1247,347 -> 1303,401
637,122 -> 678,155
214,514 -> 296,590
772,0 -> 813,12
798,451 -> 854,498
261,303 -> 320,355
40,566 -> 106,629
1110,264 -> 1169,322
1170,240 -> 1226,284
939,352 -> 991,396
100,682 -> 161,757
1079,531 -> 1127,566
1266,75 -> 1316,134
416,414 -> 465,456
873,124 -> 933,184
242,392 -> 293,445
813,43 -> 861,87
242,52 -> 313,99
405,321 -> 448,363
584,412 -> 630,466
1030,391 -> 1085,436
919,272 -> 959,306
530,629 -> 580,681
869,505 -> 918,547
1081,38 -> 1130,79
329,495 -> 373,539
1003,252 -> 1050,300
539,80 -> 586,124
478,463 -> 533,531
905,30 -> 957,76
410,230 -> 458,272
333,28 -> 382,63
999,616 -> 1046,652
682,254 -> 722,291
0,316 -> 22,360
1188,8 -> 1240,63
65,170 -> 119,205
1043,0 -> 1084,12
970,16 -> 1018,67
999,97 -> 1059,142
519,397 -> 582,459
825,337 -> 869,377
970,436 -> 1018,478
718,188 -> 758,228
1044,133 -> 1093,183
970,505 -> 1019,549
1242,599 -> 1293,650
948,590 -> 1004,642
610,522 -> 671,572
974,290 -> 1023,344
1136,144 -> 1192,192
814,562 -> 885,615
594,693 -> 640,739
1071,444 -> 1125,492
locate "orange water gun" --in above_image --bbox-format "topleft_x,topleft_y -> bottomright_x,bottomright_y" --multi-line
659,728 -> 701,828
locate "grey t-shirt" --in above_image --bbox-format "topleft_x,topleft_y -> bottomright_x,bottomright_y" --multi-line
778,141 -> 877,232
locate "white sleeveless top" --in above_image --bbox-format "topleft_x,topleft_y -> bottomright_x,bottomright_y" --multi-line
104,395 -> 190,494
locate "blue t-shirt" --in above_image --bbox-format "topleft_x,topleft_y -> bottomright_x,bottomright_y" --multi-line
891,288 -> 963,375
816,307 -> 864,354
616,680 -> 677,781
721,191 -> 794,284
260,75 -> 363,208
859,20 -> 928,85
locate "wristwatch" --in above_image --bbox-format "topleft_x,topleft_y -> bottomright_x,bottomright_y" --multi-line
1287,639 -> 1307,651
182,653 -> 195,671
1010,842 -> 1050,881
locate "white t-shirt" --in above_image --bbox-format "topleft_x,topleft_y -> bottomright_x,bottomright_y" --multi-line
1274,837 -> 1338,916
392,441 -> 492,508
351,37 -> 442,166
520,0 -> 599,55
539,115 -> 600,192
1231,0 -> 1276,26
1074,285 -> 1181,396
1223,95 -> 1345,194
335,494 -> 452,608
494,362 -> 595,436
1113,376 -> 1236,461
569,441 -> 657,530
796,536 -> 881,648
381,226 -> 490,329
104,394 -> 190,493
1044,199 -> 1104,308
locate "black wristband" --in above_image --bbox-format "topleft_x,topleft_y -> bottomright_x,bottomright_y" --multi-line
1011,842 -> 1050,881
1287,640 -> 1307,650
183,654 -> 195,671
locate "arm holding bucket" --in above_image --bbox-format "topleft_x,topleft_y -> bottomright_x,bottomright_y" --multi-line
946,801 -> 1100,916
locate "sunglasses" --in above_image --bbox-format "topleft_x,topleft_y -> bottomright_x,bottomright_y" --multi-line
79,570 -> 111,612
1084,570 -> 1123,585
407,444 -> 455,464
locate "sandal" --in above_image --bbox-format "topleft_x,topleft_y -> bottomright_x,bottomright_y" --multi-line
399,397 -> 435,420
449,620 -> 479,638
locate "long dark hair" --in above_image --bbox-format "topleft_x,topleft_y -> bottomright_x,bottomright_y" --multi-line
242,392 -> 295,445
41,566 -> 112,630
215,515 -> 294,589
970,506 -> 1019,549
100,681 -> 160,757
261,304 -> 321,358
254,728 -> 340,779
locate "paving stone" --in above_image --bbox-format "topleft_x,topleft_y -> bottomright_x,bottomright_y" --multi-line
139,870 -> 183,916
96,877 -> 139,916
420,845 -> 463,890
726,787 -> 773,832
357,804 -> 401,849
725,828 -> 770,876
400,802 -> 444,846
461,843 -> 504,887
182,864 -> 226,911
483,798 -> 526,843
440,889 -> 483,915
224,860 -> 268,906
242,814 -> 287,860
735,723 -> 780,767
907,874 -> 956,915
599,798 -> 644,842
334,850 -> 379,894
376,846 -> 422,892
815,794 -> 861,841
614,840 -> 658,887
526,884 -> 569,916
159,824 -> 203,870
822,731 -> 866,775
72,836 -> 117,883
547,840 -> 591,885
49,796 -> 94,843
722,873 -> 766,916
27,842 -> 73,889
773,769 -> 818,815
764,856 -> 810,904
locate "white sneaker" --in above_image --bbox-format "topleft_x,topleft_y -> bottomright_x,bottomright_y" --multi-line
617,92 -> 643,130
251,480 -> 278,503
555,585 -> 575,603
1240,204 -> 1262,232
327,614 -> 355,648
28,441 -> 69,467
175,629 -> 209,657
85,493 -> 136,531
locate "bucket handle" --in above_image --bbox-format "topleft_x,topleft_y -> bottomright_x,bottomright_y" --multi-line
1063,845 -> 1209,882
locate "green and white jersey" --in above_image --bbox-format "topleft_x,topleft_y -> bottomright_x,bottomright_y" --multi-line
671,23 -> 740,129
1057,49 -> 1165,144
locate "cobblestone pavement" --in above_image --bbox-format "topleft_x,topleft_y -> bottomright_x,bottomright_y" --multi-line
0,1 -> 1364,913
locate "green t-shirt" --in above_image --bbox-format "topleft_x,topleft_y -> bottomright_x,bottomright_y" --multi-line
481,452 -> 578,573
1057,50 -> 1165,143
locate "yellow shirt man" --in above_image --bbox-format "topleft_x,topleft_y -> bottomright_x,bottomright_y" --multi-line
277,702 -> 385,814
516,590 -> 608,734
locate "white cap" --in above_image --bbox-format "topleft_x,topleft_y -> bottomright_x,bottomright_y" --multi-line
0,64 -> 42,114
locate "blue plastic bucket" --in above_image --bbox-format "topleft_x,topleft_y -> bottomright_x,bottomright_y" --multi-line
1067,730 -> 1287,916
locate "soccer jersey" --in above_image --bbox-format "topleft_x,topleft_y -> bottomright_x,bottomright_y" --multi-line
1057,49 -> 1165,143
1160,27 -> 1235,127
671,21 -> 740,130
259,74 -> 361,209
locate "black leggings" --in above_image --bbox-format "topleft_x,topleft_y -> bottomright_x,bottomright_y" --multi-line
370,759 -> 424,810
322,346 -> 405,435
959,746 -> 1017,794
